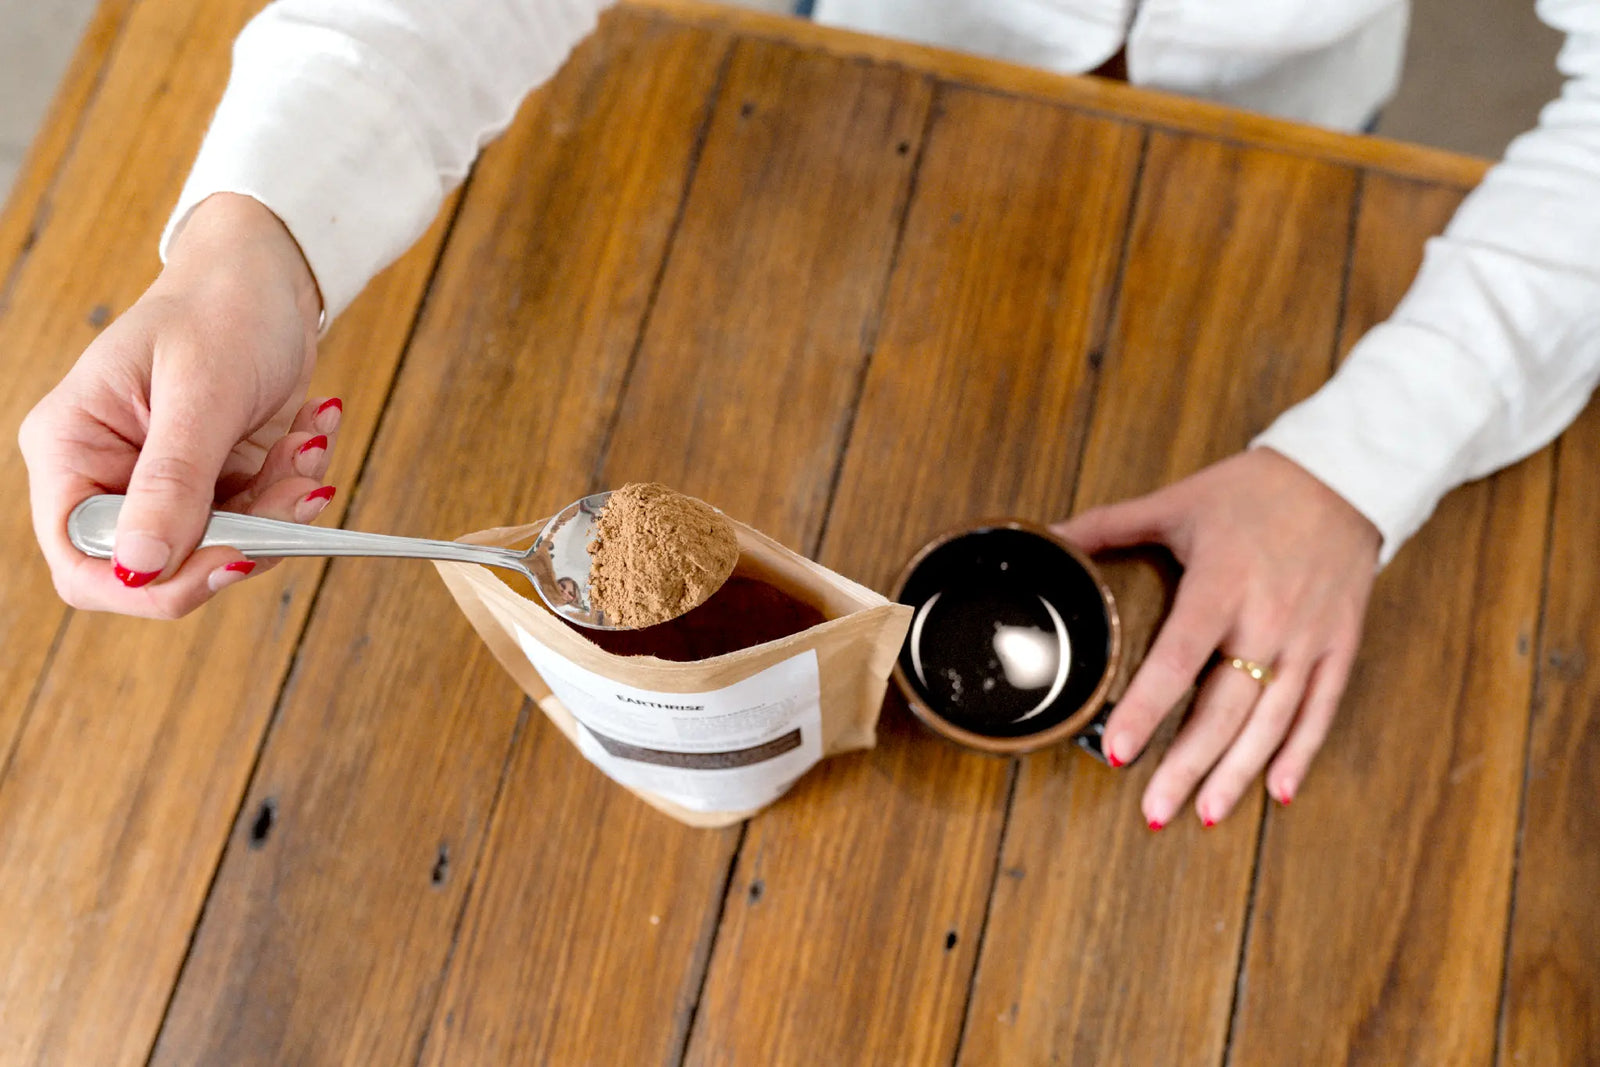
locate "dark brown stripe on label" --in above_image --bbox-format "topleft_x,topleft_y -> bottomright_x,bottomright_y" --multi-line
586,727 -> 803,769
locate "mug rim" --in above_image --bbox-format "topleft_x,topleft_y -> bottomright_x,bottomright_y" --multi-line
888,518 -> 1122,755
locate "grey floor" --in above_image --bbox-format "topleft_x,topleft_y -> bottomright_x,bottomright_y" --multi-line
0,0 -> 99,199
0,0 -> 1569,206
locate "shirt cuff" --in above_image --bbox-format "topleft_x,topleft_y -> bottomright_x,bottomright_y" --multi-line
1251,321 -> 1503,566
160,34 -> 444,322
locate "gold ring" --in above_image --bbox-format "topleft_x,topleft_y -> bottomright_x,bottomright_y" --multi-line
1223,657 -> 1275,686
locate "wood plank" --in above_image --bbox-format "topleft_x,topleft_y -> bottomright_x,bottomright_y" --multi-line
0,0 -> 255,799
1331,180 -> 1464,361
1500,393 -> 1600,1061
0,239 -> 446,1065
1229,176 -> 1552,1065
0,0 -> 454,1060
623,0 -> 1492,190
418,38 -> 932,1066
0,0 -> 135,284
682,87 -> 1141,1066
149,15 -> 737,1064
959,131 -> 1356,1064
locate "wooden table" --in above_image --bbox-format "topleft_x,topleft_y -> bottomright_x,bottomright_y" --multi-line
1,1 -> 1594,1063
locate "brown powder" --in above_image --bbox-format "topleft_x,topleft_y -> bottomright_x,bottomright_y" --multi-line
587,483 -> 740,629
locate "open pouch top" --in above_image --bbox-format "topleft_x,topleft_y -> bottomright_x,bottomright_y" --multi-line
436,517 -> 911,827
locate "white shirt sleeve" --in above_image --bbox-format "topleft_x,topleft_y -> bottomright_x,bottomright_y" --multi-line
1254,0 -> 1600,564
160,0 -> 611,320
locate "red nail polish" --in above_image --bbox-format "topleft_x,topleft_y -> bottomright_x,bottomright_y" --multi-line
315,398 -> 343,418
1203,817 -> 1217,829
1106,751 -> 1123,769
297,434 -> 328,456
113,560 -> 160,588
304,486 -> 336,505
224,561 -> 257,576
1148,819 -> 1164,832
1277,793 -> 1293,807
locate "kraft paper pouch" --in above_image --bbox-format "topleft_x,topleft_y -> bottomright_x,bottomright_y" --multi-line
436,518 -> 912,828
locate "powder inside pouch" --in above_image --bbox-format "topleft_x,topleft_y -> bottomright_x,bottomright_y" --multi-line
573,573 -> 825,661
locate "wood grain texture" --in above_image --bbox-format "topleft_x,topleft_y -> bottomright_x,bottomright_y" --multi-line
419,37 -> 932,1066
958,132 -> 1356,1066
1228,174 -> 1551,1066
1500,402 -> 1600,1064
1331,178 -> 1465,362
683,87 -> 1141,1067
7,2 -> 1576,1064
149,15 -> 731,1064
600,36 -> 933,548
0,231 -> 448,1067
622,0 -> 1491,190
0,0 -> 257,807
0,0 -> 452,1061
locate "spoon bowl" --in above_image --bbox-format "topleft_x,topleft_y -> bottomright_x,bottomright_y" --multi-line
67,491 -> 625,629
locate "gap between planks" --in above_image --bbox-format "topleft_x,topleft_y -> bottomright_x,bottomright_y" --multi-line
1218,166 -> 1367,1067
24,7 -> 1505,1062
410,34 -> 744,1066
408,700 -> 535,1067
0,0 -> 143,785
1490,430 -> 1566,1067
948,125 -> 1153,1067
586,38 -> 739,494
0,0 -> 271,820
670,63 -> 944,1066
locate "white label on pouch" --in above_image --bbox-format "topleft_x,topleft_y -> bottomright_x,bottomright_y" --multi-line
515,626 -> 823,812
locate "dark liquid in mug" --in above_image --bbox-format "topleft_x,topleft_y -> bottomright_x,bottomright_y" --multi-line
898,528 -> 1111,739
571,575 -> 824,661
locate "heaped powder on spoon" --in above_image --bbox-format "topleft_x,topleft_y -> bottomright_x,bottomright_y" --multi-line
587,483 -> 739,629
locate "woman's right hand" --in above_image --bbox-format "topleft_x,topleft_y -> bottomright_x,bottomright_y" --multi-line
19,192 -> 338,619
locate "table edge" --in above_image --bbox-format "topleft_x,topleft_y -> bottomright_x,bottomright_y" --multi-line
624,0 -> 1493,190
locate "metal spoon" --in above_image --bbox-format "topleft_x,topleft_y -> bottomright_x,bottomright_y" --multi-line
67,491 -> 624,629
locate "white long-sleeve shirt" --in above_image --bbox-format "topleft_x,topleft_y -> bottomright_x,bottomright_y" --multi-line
816,0 -> 1408,131
160,0 -> 1600,564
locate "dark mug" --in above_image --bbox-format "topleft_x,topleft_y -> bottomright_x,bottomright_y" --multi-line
889,520 -> 1178,762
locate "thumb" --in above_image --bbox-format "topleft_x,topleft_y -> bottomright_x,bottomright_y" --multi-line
113,377 -> 241,588
1051,491 -> 1173,554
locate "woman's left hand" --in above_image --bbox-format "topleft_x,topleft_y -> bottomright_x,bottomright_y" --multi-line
1052,447 -> 1382,829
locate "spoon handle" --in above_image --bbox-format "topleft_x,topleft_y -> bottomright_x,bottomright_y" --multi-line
68,494 -> 526,570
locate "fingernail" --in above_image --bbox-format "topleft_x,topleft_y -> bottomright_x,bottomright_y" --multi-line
1148,818 -> 1164,832
113,561 -> 161,588
295,434 -> 329,476
208,560 -> 257,592
1106,751 -> 1123,769
296,485 -> 336,522
1276,791 -> 1293,807
112,532 -> 170,586
314,397 -> 343,432
1202,816 -> 1217,829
